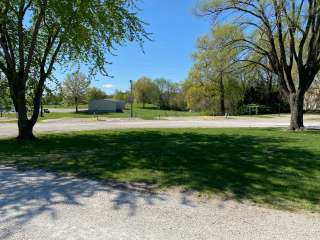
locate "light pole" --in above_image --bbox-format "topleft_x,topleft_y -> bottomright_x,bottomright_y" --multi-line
130,80 -> 133,118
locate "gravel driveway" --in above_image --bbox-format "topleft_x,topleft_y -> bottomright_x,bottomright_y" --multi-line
1,115 -> 320,138
0,166 -> 319,240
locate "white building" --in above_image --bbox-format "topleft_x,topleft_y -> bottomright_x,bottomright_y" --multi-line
88,99 -> 125,113
305,88 -> 320,111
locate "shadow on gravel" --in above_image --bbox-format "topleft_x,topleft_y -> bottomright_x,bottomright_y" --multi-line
0,167 -> 168,239
0,128 -> 320,238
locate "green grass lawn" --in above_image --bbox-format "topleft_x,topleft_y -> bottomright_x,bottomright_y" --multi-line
37,111 -> 320,121
5,106 -> 205,120
4,103 -> 205,120
1,128 -> 320,212
98,107 -> 204,119
38,109 -> 203,120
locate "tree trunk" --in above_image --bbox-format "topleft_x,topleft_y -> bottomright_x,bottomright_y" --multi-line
17,118 -> 35,140
75,97 -> 79,113
289,91 -> 305,130
218,73 -> 225,115
16,105 -> 36,140
14,84 -> 36,140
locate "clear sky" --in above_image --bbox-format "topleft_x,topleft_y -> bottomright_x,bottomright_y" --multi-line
55,0 -> 212,93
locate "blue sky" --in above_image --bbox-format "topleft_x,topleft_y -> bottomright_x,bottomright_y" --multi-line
55,0 -> 212,93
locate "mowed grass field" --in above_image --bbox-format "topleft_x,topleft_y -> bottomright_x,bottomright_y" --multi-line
41,108 -> 203,120
4,104 -> 205,120
1,128 -> 320,212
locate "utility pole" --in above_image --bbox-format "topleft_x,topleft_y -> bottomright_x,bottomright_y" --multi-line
130,80 -> 133,118
40,101 -> 44,117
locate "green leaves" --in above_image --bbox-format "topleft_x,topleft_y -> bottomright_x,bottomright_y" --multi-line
133,77 -> 159,107
62,72 -> 90,106
46,0 -> 147,73
188,24 -> 244,114
0,75 -> 11,108
1,0 -> 148,78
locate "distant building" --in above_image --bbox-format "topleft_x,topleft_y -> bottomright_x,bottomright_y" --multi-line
305,87 -> 320,111
88,99 -> 125,113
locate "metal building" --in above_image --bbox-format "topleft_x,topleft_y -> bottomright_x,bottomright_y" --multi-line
88,99 -> 125,113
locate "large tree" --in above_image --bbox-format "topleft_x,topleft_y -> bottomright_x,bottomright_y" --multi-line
0,0 -> 147,139
200,0 -> 320,130
190,24 -> 243,115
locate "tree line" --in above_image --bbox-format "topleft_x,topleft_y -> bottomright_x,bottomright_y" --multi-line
1,41 -> 318,118
124,24 -> 293,115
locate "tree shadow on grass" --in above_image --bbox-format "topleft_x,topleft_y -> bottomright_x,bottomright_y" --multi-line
0,129 -> 319,237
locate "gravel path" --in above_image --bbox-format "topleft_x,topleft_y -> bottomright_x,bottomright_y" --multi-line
1,115 -> 320,138
0,166 -> 319,240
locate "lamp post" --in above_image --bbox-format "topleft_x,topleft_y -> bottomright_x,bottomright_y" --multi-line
130,80 -> 133,118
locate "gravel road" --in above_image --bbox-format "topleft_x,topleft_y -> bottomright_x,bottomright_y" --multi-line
1,166 -> 319,240
1,115 -> 320,138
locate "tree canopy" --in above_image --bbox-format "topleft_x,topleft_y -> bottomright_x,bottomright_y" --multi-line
189,24 -> 244,115
87,87 -> 108,102
133,76 -> 159,108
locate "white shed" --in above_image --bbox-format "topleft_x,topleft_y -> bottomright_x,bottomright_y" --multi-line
88,99 -> 125,113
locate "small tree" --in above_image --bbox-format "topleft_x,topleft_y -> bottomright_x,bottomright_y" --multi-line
133,77 -> 159,108
62,72 -> 90,113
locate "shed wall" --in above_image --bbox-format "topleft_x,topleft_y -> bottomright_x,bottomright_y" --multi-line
89,100 -> 117,112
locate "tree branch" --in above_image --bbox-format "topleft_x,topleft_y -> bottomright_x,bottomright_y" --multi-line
24,0 -> 47,80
